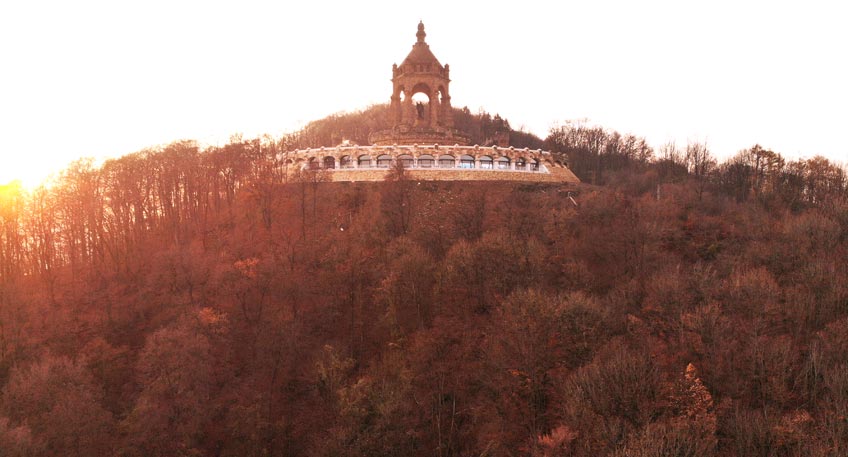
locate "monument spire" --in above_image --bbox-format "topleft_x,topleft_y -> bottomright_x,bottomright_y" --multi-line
416,21 -> 426,44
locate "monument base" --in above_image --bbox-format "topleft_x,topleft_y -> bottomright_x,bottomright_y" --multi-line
370,126 -> 470,146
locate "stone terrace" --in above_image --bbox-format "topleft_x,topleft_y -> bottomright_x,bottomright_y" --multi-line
281,144 -> 580,183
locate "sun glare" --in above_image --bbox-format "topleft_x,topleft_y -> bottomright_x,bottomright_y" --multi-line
0,179 -> 24,207
1,166 -> 50,190
1,154 -> 76,190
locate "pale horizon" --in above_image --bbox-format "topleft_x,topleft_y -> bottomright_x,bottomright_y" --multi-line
2,0 -> 846,187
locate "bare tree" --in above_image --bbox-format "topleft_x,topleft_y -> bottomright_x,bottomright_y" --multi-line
685,141 -> 716,200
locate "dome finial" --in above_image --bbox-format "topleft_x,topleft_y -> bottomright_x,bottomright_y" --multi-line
416,21 -> 426,43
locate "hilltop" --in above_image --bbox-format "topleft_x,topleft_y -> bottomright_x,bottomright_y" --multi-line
280,104 -> 546,150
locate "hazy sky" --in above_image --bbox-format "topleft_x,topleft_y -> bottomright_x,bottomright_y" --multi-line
1,0 -> 846,186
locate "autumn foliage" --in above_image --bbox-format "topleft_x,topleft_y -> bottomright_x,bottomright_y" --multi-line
0,110 -> 847,456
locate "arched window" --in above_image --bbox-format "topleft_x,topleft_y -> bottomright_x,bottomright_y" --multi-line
323,156 -> 335,169
515,157 -> 526,170
438,154 -> 455,168
377,154 -> 393,168
397,154 -> 414,168
460,155 -> 475,169
418,154 -> 435,168
530,158 -> 540,171
358,155 -> 372,167
497,157 -> 510,169
340,155 -> 352,168
479,155 -> 493,169
308,157 -> 319,170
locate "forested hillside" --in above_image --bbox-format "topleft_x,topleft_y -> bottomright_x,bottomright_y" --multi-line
0,109 -> 847,456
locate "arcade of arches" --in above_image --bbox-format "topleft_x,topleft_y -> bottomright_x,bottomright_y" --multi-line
286,144 -> 580,183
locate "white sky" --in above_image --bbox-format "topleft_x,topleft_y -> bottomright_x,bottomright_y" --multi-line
1,0 -> 846,186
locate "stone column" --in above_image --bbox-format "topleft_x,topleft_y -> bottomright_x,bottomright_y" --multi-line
402,91 -> 415,127
430,90 -> 439,127
441,84 -> 454,128
391,94 -> 402,126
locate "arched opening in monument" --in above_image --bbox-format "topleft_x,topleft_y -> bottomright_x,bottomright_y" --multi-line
515,157 -> 526,170
340,155 -> 352,168
418,154 -> 435,167
358,155 -> 372,167
460,154 -> 475,168
530,158 -> 540,171
497,157 -> 510,169
323,156 -> 335,169
411,92 -> 430,125
308,157 -> 319,170
397,154 -> 414,168
410,82 -> 432,126
479,155 -> 493,169
438,154 -> 455,168
376,154 -> 393,168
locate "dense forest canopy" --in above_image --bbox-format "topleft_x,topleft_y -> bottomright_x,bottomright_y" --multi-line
0,107 -> 847,456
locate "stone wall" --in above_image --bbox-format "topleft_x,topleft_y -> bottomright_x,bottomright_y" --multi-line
323,167 -> 578,183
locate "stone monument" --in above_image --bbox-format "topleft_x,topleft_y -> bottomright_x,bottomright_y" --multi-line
370,22 -> 470,146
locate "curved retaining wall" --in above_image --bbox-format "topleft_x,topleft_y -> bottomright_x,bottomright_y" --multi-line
281,145 -> 580,183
